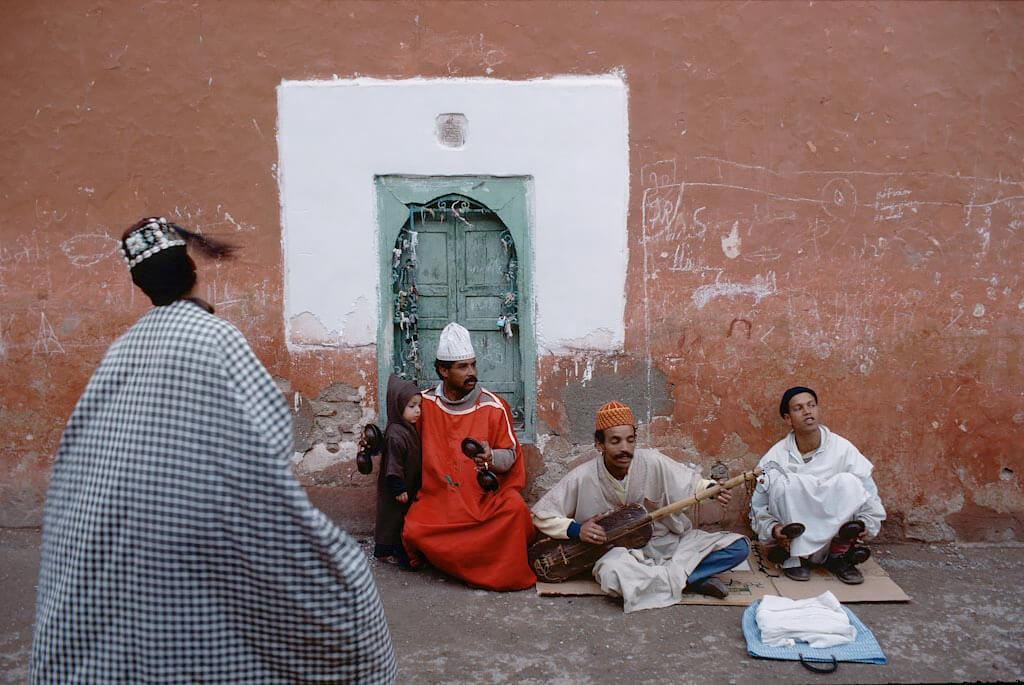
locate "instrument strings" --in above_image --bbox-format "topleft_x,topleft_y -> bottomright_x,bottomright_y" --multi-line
542,516 -> 650,564
543,469 -> 762,566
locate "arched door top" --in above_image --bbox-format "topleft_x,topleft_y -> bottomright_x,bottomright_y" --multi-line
391,193 -> 523,426
376,176 -> 536,440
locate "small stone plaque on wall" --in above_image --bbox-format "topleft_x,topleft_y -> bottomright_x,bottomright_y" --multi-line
435,113 -> 467,148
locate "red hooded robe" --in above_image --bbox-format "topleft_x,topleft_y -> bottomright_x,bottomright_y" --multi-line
402,386 -> 536,590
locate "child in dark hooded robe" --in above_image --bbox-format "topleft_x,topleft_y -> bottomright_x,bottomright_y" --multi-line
374,374 -> 423,566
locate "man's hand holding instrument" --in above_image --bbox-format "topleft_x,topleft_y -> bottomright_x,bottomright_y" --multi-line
530,467 -> 762,582
461,437 -> 499,492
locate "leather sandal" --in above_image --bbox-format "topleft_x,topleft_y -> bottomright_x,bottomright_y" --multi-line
686,576 -> 728,599
782,563 -> 811,581
826,553 -> 864,584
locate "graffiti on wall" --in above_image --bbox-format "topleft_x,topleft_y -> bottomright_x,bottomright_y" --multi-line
638,155 -> 1023,428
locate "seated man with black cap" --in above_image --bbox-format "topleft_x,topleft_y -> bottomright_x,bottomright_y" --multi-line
750,386 -> 886,584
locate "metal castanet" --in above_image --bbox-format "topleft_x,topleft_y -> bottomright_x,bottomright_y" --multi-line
529,468 -> 762,583
356,423 -> 383,475
461,437 -> 499,492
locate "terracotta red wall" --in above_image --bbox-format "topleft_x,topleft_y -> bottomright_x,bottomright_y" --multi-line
2,1 -> 1021,539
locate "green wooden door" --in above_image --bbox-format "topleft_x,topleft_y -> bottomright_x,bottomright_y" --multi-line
377,178 -> 534,438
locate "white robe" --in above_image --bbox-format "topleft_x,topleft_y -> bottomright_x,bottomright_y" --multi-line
749,426 -> 885,562
532,449 -> 745,612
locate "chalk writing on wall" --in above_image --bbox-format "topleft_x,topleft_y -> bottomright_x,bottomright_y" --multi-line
0,233 -> 42,266
60,233 -> 118,267
874,185 -> 916,222
821,177 -> 858,222
0,314 -> 10,360
692,272 -> 778,310
636,154 -> 1023,399
33,312 -> 65,356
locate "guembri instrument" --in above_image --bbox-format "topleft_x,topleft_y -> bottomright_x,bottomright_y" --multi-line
529,467 -> 762,582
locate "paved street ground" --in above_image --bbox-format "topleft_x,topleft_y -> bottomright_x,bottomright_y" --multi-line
2,528 -> 1021,684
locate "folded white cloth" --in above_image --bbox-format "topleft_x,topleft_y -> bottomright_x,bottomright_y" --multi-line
755,591 -> 856,648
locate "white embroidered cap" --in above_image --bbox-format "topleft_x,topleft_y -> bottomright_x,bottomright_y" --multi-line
121,217 -> 186,268
435,322 -> 475,362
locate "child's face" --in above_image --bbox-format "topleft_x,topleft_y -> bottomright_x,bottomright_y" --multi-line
402,394 -> 422,425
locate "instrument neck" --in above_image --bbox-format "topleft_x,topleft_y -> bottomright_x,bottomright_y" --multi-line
646,469 -> 761,521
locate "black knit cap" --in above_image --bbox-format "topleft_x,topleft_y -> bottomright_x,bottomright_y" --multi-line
779,386 -> 817,417
130,246 -> 197,306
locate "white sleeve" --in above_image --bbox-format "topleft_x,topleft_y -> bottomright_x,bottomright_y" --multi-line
855,475 -> 886,538
749,482 -> 779,545
532,514 -> 574,539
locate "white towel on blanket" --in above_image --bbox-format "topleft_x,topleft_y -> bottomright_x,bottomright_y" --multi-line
755,591 -> 856,648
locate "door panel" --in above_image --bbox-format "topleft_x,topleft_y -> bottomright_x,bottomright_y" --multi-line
464,295 -> 501,320
416,295 -> 450,323
463,230 -> 506,286
472,332 -> 518,400
415,232 -> 450,286
392,195 -> 523,424
377,177 -> 534,438
412,225 -> 452,329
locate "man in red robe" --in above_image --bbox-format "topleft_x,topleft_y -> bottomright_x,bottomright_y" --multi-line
402,322 -> 536,590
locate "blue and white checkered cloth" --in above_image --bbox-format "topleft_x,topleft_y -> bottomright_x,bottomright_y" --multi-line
743,599 -> 887,664
31,300 -> 397,683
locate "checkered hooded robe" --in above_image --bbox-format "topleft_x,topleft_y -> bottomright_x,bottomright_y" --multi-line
30,300 -> 396,683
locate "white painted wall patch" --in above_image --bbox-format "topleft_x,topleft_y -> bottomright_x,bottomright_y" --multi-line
277,76 -> 630,352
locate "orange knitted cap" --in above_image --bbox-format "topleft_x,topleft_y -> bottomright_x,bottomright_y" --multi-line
595,401 -> 635,431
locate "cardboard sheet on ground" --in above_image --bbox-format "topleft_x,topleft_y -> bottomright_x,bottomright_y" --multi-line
535,546 -> 910,605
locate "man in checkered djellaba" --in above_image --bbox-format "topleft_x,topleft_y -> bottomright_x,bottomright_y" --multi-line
29,217 -> 396,684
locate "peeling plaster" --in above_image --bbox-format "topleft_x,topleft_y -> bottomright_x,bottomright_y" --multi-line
288,311 -> 338,347
721,222 -> 741,259
738,399 -> 763,428
906,493 -> 965,542
955,465 -> 1023,514
342,296 -> 376,347
298,441 -> 358,472
539,328 -> 619,354
974,480 -> 1023,513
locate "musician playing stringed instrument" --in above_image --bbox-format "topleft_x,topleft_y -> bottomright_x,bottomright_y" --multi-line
531,401 -> 751,613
